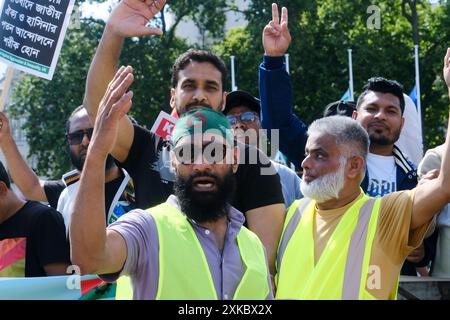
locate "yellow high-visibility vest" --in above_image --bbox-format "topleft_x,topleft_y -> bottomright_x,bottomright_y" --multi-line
116,203 -> 270,300
276,192 -> 398,300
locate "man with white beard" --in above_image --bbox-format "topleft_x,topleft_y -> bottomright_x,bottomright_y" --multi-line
275,70 -> 450,299
300,156 -> 347,203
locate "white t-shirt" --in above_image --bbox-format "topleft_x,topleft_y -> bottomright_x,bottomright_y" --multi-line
366,153 -> 397,197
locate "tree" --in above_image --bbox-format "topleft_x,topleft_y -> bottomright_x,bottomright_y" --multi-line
419,1 -> 450,148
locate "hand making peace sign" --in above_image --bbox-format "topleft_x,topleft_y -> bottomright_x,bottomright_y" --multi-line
262,3 -> 291,57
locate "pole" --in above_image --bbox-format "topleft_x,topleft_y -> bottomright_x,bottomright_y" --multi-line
348,49 -> 354,101
0,66 -> 15,112
230,56 -> 237,91
414,44 -> 423,134
285,54 -> 290,74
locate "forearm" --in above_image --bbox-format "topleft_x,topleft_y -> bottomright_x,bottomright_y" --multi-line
412,111 -> 450,229
259,56 -> 308,169
84,26 -> 124,121
245,204 -> 285,276
259,56 -> 293,128
0,136 -> 46,200
70,151 -> 107,274
440,111 -> 450,192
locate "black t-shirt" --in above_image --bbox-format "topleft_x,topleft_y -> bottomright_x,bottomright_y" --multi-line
0,201 -> 70,277
44,174 -> 128,221
119,124 -> 284,213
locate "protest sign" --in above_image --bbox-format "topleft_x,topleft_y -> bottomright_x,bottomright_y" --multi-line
150,110 -> 177,141
0,0 -> 75,80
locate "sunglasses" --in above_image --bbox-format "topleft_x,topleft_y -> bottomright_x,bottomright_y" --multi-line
67,128 -> 94,145
173,142 -> 230,164
226,111 -> 258,126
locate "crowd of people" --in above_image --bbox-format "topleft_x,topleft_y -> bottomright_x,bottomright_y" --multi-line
0,0 -> 449,300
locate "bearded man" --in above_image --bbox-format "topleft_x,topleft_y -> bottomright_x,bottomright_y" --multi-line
275,109 -> 450,299
0,107 -> 135,233
70,78 -> 273,299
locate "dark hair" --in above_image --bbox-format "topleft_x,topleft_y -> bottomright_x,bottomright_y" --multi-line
65,105 -> 85,134
0,161 -> 11,189
323,100 -> 356,118
171,49 -> 227,89
357,77 -> 405,114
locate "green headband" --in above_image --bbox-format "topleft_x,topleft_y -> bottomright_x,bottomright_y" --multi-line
172,109 -> 234,146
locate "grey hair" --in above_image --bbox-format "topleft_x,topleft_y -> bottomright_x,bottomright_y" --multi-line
308,115 -> 369,159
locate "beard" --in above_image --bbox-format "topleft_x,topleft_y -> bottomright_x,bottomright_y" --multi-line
174,167 -> 236,223
300,157 -> 347,203
70,149 -> 115,172
368,125 -> 401,146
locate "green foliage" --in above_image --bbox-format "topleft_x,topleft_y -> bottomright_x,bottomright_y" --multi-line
420,2 -> 450,147
165,0 -> 231,42
119,36 -> 189,125
216,27 -> 259,95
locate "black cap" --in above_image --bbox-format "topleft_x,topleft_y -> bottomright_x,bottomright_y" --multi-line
323,100 -> 356,118
224,90 -> 261,115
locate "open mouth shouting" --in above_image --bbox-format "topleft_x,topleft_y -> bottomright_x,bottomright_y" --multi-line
192,176 -> 217,192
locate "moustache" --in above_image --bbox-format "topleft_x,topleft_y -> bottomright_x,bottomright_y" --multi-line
185,101 -> 213,110
186,171 -> 219,184
368,121 -> 389,129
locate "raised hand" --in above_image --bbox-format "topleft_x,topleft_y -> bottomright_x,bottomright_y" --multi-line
88,66 -> 135,159
262,3 -> 291,57
107,0 -> 166,38
0,112 -> 13,146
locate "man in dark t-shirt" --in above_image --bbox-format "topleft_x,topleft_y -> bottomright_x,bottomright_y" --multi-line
0,108 -> 135,228
83,0 -> 285,276
0,161 -> 70,277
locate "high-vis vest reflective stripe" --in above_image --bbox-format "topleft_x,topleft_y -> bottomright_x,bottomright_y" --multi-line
116,203 -> 270,300
276,193 -> 398,300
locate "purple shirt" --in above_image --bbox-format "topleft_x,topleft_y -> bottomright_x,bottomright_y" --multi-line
102,195 -> 273,300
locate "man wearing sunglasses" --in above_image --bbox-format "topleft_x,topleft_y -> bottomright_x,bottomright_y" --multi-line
81,0 -> 285,277
0,107 -> 135,233
71,105 -> 273,299
224,90 -> 302,208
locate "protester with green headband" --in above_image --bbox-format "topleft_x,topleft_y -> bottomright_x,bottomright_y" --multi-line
81,0 -> 286,280
71,95 -> 273,299
172,109 -> 235,147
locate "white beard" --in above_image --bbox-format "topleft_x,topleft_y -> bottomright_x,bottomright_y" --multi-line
300,157 -> 347,203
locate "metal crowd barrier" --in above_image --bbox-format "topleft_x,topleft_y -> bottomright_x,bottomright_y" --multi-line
398,276 -> 450,300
